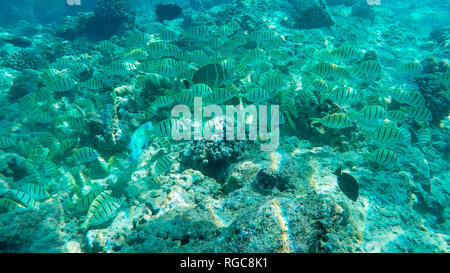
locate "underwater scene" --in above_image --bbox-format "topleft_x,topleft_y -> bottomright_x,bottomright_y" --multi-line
0,0 -> 448,253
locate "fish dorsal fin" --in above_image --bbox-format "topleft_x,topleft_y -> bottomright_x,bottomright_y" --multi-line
334,165 -> 342,176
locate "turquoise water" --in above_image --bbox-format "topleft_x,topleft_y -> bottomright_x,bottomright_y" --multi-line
0,0 -> 448,253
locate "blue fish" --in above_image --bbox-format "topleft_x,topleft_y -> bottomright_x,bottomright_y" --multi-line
129,122 -> 153,162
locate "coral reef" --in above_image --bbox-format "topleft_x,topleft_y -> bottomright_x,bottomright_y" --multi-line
55,0 -> 134,41
0,202 -> 66,252
180,140 -> 249,181
7,69 -> 40,101
415,75 -> 449,125
4,50 -> 40,71
0,0 -> 448,254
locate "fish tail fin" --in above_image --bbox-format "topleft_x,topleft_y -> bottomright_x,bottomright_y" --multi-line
311,118 -> 321,125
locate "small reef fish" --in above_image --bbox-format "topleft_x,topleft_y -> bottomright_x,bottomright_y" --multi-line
129,121 -> 153,162
82,191 -> 122,230
334,166 -> 359,202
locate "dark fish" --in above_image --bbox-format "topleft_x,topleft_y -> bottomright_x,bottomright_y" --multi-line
4,37 -> 32,48
334,166 -> 359,202
155,4 -> 182,22
193,64 -> 228,87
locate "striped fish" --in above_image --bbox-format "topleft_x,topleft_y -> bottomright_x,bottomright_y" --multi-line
30,110 -> 54,124
243,48 -> 265,63
53,56 -> 76,69
62,170 -> 80,197
398,126 -> 412,145
70,63 -> 89,74
328,86 -> 359,104
105,62 -> 137,74
291,58 -> 306,71
41,68 -> 63,82
39,132 -> 56,147
244,88 -> 270,103
68,117 -> 87,131
174,93 -> 195,106
185,26 -> 209,39
371,125 -> 404,145
204,88 -> 234,104
329,45 -> 358,59
145,104 -> 158,119
225,81 -> 240,96
155,155 -> 173,175
261,75 -> 284,90
217,25 -> 233,37
83,191 -> 122,229
154,63 -> 176,77
159,29 -> 178,41
97,40 -> 117,53
176,61 -> 195,78
74,190 -> 102,212
312,113 -> 352,129
189,50 -> 208,63
265,37 -> 286,50
407,92 -> 426,106
59,138 -> 78,152
35,88 -> 53,102
350,60 -> 381,78
193,63 -> 229,87
288,32 -> 304,43
125,32 -> 150,47
8,189 -> 38,208
387,110 -> 408,123
437,71 -> 450,83
82,79 -> 103,90
0,198 -> 23,212
147,41 -> 167,56
43,161 -> 61,178
207,37 -> 225,49
406,106 -> 432,122
128,48 -> 149,60
372,148 -> 398,165
19,183 -> 50,201
390,87 -> 411,103
155,96 -> 175,108
250,30 -> 276,42
155,136 -> 171,150
230,35 -> 247,46
416,127 -> 432,147
297,88 -> 319,105
401,61 -> 421,74
226,20 -> 240,32
0,136 -> 15,149
162,44 -> 182,58
72,147 -> 100,163
358,105 -> 386,122
27,147 -> 49,162
310,62 -> 336,77
154,119 -> 175,137
48,77 -> 77,92
332,66 -> 351,79
190,83 -> 213,97
313,79 -> 331,93
20,93 -> 37,109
